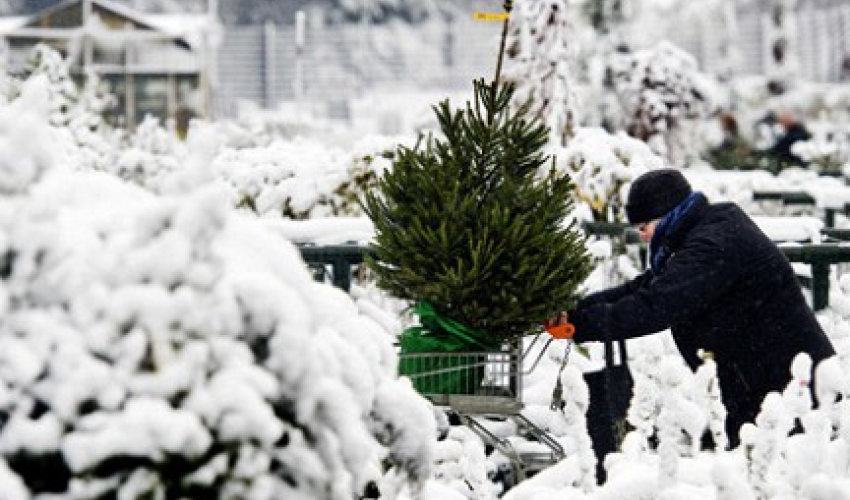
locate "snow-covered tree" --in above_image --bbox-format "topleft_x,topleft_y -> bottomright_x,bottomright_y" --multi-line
504,0 -> 584,145
581,0 -> 630,37
607,41 -> 716,165
18,45 -> 109,130
15,44 -> 117,172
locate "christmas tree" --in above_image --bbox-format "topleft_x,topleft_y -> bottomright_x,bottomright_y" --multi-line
361,3 -> 590,347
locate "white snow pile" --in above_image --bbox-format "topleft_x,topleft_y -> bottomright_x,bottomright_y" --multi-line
0,71 -> 435,500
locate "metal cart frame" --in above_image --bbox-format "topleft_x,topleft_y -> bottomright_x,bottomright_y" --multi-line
399,335 -> 566,484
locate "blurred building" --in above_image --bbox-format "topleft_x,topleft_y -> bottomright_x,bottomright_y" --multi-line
213,0 -> 500,119
668,0 -> 850,84
213,0 -> 850,120
0,0 -> 211,130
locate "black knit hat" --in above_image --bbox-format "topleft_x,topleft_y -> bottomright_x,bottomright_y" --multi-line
625,169 -> 692,224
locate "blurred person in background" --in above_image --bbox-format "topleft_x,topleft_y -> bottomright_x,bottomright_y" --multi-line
763,110 -> 812,169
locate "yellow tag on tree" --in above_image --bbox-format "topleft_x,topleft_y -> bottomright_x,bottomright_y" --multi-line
473,12 -> 510,21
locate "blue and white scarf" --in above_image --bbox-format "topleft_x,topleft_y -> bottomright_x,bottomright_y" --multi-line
649,191 -> 704,273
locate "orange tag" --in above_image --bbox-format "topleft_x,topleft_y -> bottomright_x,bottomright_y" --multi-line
545,323 -> 575,340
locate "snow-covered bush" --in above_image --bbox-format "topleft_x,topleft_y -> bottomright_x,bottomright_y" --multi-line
793,122 -> 850,176
219,103 -> 349,150
108,115 -> 187,190
549,127 -> 664,223
211,134 -> 406,219
15,44 -> 118,173
429,425 -> 500,500
337,134 -> 408,216
0,71 -> 435,500
608,42 -> 717,165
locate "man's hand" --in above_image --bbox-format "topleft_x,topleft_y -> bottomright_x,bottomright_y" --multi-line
544,311 -> 575,340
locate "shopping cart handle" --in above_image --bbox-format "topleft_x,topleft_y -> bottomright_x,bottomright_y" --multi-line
545,323 -> 575,340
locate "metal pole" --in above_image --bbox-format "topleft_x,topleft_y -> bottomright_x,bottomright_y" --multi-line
82,0 -> 92,69
204,0 -> 219,118
360,0 -> 371,93
295,10 -> 305,103
264,21 -> 276,109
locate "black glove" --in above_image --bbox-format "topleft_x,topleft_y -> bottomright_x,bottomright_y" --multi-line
568,306 -> 605,343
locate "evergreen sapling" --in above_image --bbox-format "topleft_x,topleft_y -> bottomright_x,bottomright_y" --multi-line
361,77 -> 590,345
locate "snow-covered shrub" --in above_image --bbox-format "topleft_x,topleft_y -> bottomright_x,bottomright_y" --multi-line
212,138 -> 353,218
429,426 -> 499,500
608,42 -> 716,165
224,102 -> 349,149
16,44 -> 82,125
6,47 -> 411,224
16,44 -> 117,172
212,134 -> 408,220
693,358 -> 727,451
503,363 -> 597,500
337,134 -> 409,216
0,84 -> 435,500
0,79 -> 57,194
109,115 -> 187,191
793,122 -> 850,176
550,126 -> 664,223
579,241 -> 644,342
621,336 -> 666,446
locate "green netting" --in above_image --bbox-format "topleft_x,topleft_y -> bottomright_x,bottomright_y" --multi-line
398,302 -> 501,394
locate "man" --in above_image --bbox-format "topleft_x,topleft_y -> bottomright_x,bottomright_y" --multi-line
765,111 -> 811,168
568,168 -> 835,448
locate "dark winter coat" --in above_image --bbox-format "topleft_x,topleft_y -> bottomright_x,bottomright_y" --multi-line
570,195 -> 835,447
767,122 -> 812,167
